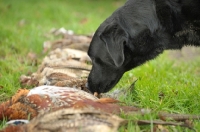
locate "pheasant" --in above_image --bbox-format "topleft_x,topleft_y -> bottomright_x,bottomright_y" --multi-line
0,85 -> 142,121
0,85 -> 97,120
0,108 -> 127,132
20,29 -> 92,88
43,27 -> 92,52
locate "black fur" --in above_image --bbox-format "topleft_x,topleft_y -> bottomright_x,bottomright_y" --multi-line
87,0 -> 200,93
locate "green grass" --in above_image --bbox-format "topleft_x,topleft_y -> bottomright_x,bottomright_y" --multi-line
117,54 -> 200,112
0,0 -> 200,131
116,53 -> 200,131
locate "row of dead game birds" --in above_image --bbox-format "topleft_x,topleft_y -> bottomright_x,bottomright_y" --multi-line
0,28 -> 199,132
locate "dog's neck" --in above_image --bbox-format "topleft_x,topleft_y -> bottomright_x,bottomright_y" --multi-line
155,0 -> 200,49
155,0 -> 183,34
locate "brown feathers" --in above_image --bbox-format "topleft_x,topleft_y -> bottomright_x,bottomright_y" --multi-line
1,108 -> 126,132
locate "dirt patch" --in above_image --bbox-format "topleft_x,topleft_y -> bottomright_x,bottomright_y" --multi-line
167,46 -> 200,61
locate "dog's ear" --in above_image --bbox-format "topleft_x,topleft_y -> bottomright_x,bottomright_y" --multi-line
100,22 -> 128,67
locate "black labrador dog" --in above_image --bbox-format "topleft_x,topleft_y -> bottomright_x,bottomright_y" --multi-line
87,0 -> 200,93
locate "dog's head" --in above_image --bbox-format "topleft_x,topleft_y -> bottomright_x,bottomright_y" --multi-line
87,21 -> 128,93
87,1 -> 167,93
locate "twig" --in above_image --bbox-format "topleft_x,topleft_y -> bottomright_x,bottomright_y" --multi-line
136,119 -> 194,130
159,112 -> 200,121
47,65 -> 91,71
